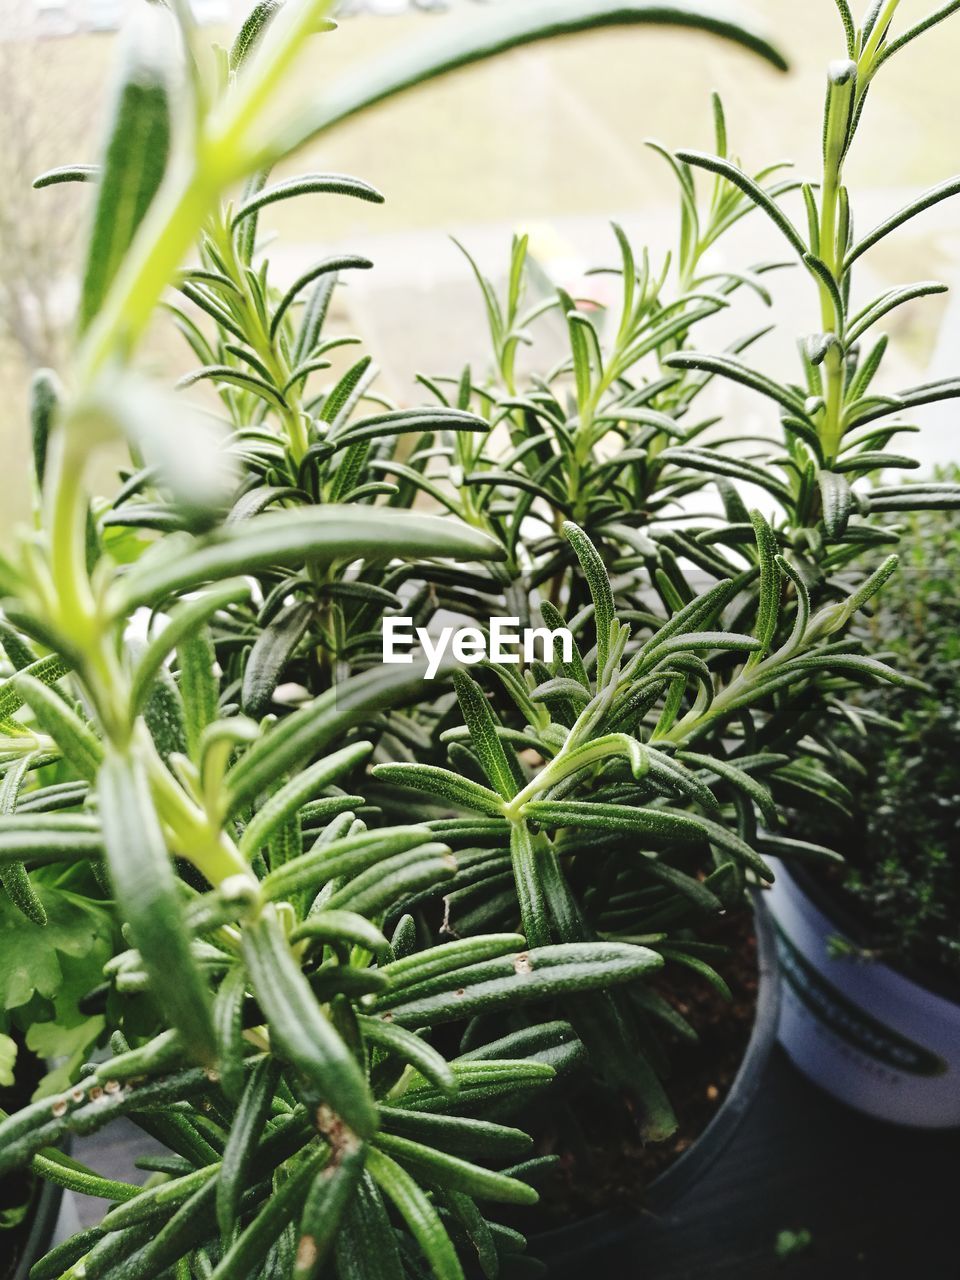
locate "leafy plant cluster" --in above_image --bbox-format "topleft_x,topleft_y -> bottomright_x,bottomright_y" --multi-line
425,4 -> 960,601
0,2 -> 956,1279
796,468 -> 960,982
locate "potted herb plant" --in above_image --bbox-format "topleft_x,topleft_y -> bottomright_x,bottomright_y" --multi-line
0,1 -> 958,1278
405,0 -> 960,1200
0,4 -> 793,1277
767,477 -> 960,1127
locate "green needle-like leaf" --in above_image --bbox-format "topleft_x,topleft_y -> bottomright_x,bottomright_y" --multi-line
563,522 -> 615,682
675,149 -> 806,256
230,0 -> 283,71
358,1017 -> 457,1097
273,1 -> 787,161
231,174 -> 384,228
372,942 -> 663,1026
242,905 -> 378,1139
98,751 -> 217,1066
79,10 -> 172,334
0,757 -> 46,925
112,508 -> 504,613
17,676 -> 103,781
226,662 -> 449,814
525,800 -> 773,880
373,1132 -> 536,1208
295,1140 -> 367,1280
367,1146 -> 466,1279
216,1056 -> 281,1242
452,672 -> 520,802
748,510 -> 782,661
239,743 -> 371,859
845,176 -> 960,269
0,654 -> 70,722
130,579 -> 250,717
372,763 -> 505,818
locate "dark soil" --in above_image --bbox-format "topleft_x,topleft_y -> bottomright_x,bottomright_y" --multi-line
530,910 -> 759,1223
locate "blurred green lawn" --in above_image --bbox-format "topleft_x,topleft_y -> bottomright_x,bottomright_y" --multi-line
2,0 -> 957,524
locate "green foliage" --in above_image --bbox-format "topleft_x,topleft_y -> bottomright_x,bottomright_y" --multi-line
0,866 -> 116,1097
0,1033 -> 15,1089
775,1227 -> 813,1259
1,1 -> 956,1277
794,475 -> 960,980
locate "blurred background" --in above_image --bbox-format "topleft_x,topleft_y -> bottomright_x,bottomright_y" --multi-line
0,0 -> 958,525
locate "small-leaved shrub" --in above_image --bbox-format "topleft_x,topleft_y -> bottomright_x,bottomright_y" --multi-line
795,470 -> 960,982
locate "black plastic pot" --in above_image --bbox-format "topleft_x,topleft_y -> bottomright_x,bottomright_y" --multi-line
530,892 -> 780,1277
1,1045 -> 66,1280
9,1179 -> 65,1280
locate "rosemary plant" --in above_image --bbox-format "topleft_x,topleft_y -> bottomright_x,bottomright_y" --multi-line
1,1 -> 954,1276
0,4 -> 805,1280
364,0 -> 960,1135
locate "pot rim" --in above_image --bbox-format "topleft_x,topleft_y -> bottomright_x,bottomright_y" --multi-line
780,859 -> 960,1007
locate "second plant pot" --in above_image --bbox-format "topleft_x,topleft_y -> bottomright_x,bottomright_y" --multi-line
2,1046 -> 68,1280
766,859 -> 960,1129
530,892 -> 781,1276
9,1181 -> 69,1280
